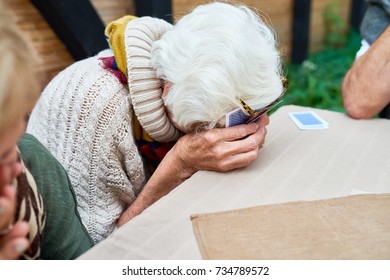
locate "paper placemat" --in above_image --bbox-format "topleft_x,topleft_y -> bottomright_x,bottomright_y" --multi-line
191,194 -> 390,259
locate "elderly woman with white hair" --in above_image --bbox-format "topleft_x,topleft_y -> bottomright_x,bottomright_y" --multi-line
27,1 -> 284,244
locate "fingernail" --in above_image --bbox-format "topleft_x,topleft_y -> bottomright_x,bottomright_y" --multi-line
14,243 -> 27,254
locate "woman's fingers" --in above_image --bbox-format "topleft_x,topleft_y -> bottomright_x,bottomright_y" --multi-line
0,154 -> 24,260
222,126 -> 266,154
0,184 -> 16,230
256,114 -> 270,127
0,221 -> 29,260
207,129 -> 265,172
214,149 -> 260,172
216,122 -> 259,142
218,114 -> 269,143
210,115 -> 269,158
177,115 -> 270,172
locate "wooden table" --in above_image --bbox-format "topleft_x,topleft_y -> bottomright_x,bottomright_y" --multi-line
79,105 -> 390,259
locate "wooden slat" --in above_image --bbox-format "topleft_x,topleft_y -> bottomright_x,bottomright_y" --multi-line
5,0 -> 136,87
90,0 -> 134,10
90,0 -> 135,25
4,0 -> 74,88
173,0 -> 353,59
4,0 -> 356,87
172,0 -> 293,59
309,0 -> 351,52
94,9 -> 132,23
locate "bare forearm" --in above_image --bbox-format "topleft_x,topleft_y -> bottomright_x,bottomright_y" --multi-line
117,146 -> 193,226
342,26 -> 390,118
117,116 -> 269,226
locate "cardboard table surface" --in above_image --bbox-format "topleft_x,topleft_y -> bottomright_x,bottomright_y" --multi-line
79,105 -> 390,259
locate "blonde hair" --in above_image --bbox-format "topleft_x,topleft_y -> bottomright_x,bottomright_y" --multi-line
151,2 -> 283,131
0,7 -> 40,134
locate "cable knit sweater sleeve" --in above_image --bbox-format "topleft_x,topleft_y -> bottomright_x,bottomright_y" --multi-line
27,50 -> 146,244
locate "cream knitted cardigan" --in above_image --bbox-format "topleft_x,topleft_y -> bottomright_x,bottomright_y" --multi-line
27,17 -> 181,244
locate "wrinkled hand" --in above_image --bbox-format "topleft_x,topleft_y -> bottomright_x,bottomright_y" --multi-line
175,114 -> 269,174
0,150 -> 30,260
118,115 -> 270,226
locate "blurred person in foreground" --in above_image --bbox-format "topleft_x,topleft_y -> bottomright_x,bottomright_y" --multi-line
0,6 -> 42,259
27,2 -> 284,244
0,5 -> 93,260
342,0 -> 390,119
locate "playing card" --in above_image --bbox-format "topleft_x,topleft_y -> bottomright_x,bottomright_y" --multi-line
226,99 -> 282,127
288,111 -> 329,129
225,108 -> 250,127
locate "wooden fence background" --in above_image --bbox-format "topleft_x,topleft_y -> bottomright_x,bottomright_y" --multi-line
4,0 -> 352,86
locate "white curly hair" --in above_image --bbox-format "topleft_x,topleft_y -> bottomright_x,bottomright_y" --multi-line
151,1 -> 283,132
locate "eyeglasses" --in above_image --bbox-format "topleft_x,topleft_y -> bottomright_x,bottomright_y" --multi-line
239,77 -> 288,122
